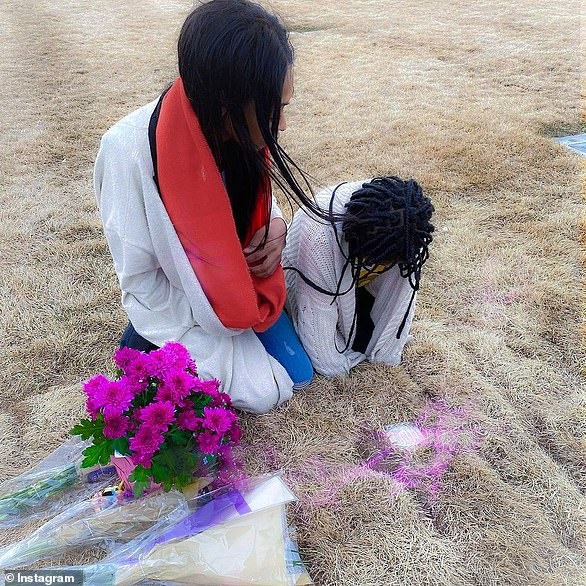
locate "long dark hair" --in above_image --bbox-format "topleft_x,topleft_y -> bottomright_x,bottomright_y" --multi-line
178,0 -> 333,241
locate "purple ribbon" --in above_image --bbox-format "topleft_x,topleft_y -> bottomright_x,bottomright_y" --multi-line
118,489 -> 251,566
150,489 -> 251,547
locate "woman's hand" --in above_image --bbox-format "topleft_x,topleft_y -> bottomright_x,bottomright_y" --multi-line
244,217 -> 287,278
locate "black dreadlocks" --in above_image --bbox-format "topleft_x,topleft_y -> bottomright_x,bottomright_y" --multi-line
340,176 -> 434,345
341,176 -> 434,290
285,176 -> 435,351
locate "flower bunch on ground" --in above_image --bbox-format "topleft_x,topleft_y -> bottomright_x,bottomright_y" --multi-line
71,342 -> 241,497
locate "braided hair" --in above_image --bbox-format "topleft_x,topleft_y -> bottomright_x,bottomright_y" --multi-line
285,176 -> 434,350
341,176 -> 434,290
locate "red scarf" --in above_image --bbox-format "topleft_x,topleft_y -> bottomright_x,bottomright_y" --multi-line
155,78 -> 286,332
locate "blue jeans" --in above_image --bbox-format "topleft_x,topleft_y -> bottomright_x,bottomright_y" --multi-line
255,311 -> 314,390
120,322 -> 159,353
120,312 -> 313,389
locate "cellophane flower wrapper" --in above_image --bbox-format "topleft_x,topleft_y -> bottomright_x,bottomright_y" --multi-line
0,487 -> 190,569
51,474 -> 313,586
0,437 -> 116,529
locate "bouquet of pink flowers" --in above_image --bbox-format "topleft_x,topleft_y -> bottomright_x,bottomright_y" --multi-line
71,342 -> 241,497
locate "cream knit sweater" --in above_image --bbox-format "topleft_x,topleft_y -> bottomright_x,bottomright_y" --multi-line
283,181 -> 416,377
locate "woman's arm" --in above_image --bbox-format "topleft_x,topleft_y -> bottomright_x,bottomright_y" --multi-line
295,280 -> 364,377
244,217 -> 287,278
244,194 -> 287,277
94,128 -> 222,345
362,267 -> 416,366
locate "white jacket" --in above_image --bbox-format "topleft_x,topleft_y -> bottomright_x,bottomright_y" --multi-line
94,99 -> 293,414
283,181 -> 416,377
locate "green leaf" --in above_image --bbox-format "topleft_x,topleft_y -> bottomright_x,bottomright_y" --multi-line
176,471 -> 193,490
128,464 -> 150,482
132,478 -> 151,498
128,464 -> 152,498
81,444 -> 102,468
150,458 -> 169,485
190,394 -> 213,410
184,451 -> 197,470
98,441 -> 115,465
91,414 -> 106,442
82,437 -> 118,467
137,443 -> 203,493
70,418 -> 103,440
138,384 -> 157,407
111,437 -> 130,455
168,430 -> 191,448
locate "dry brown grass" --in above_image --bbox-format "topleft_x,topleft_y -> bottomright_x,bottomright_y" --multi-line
0,0 -> 584,584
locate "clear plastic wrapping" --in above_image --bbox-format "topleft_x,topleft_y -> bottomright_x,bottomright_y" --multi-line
0,488 -> 189,569
51,474 -> 313,586
0,437 -> 116,529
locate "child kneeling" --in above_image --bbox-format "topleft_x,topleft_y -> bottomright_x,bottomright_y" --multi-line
283,176 -> 435,377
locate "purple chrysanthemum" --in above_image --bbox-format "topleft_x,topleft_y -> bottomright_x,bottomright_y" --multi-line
119,375 -> 147,396
228,424 -> 242,444
157,371 -> 196,404
85,395 -> 101,420
157,342 -> 192,371
129,424 -> 165,465
218,391 -> 232,406
155,385 -> 180,405
113,346 -> 142,373
104,412 -> 131,439
198,431 -> 221,455
202,407 -> 237,435
83,374 -> 110,400
216,444 -> 236,467
176,409 -> 201,432
124,352 -> 153,381
194,378 -> 221,399
90,380 -> 134,413
137,401 -> 176,431
146,349 -> 172,379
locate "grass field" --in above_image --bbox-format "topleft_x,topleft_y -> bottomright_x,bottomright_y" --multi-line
0,0 -> 584,584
